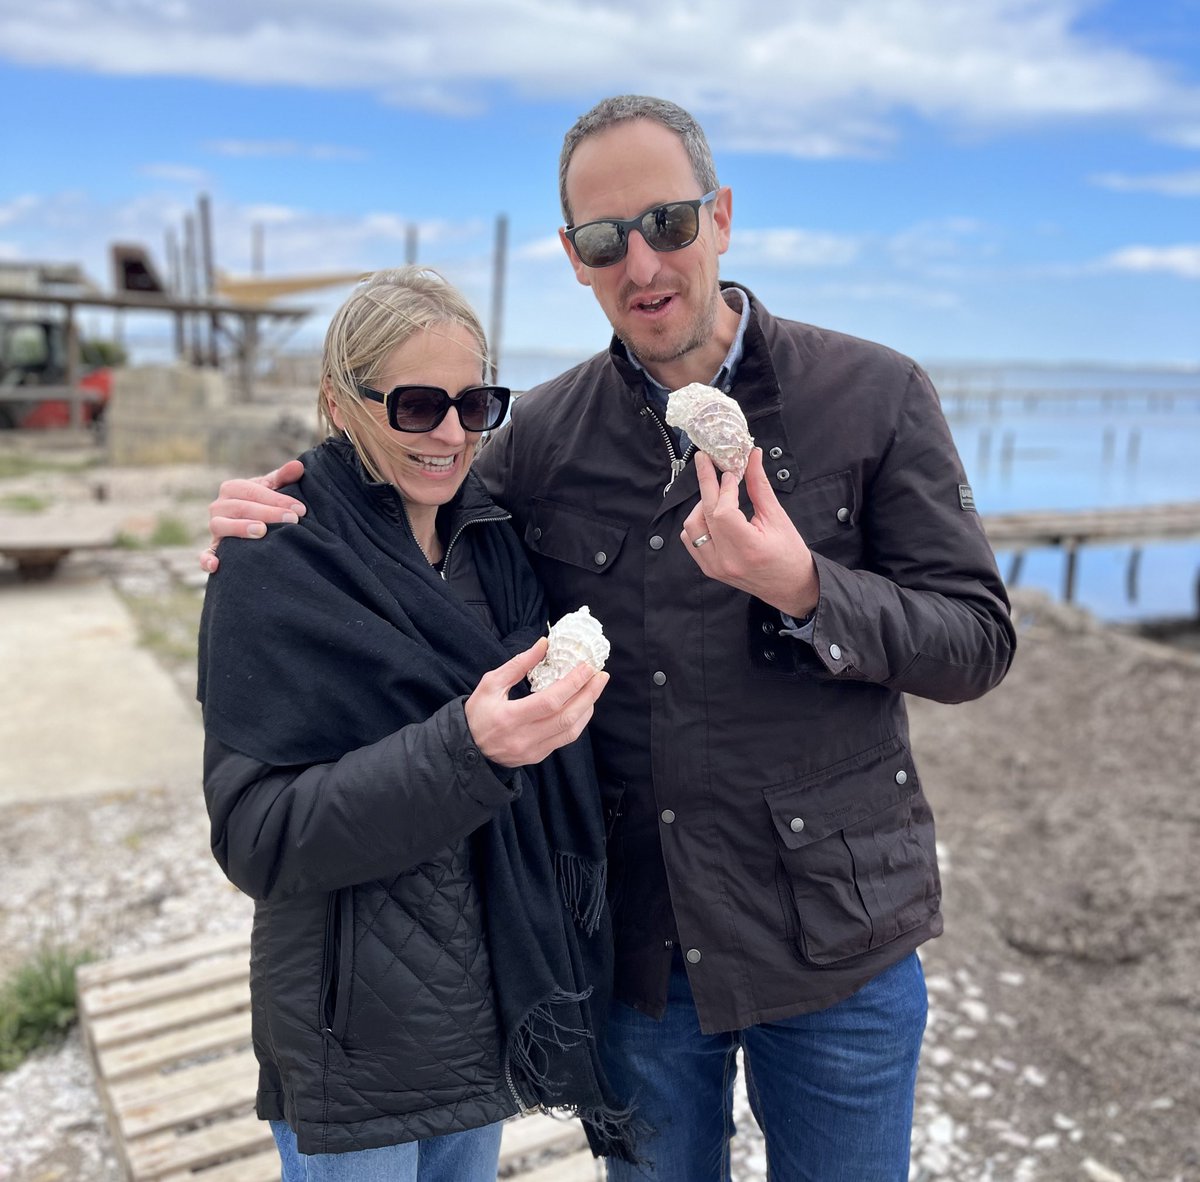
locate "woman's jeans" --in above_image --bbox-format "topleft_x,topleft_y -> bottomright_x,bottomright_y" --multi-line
270,1118 -> 504,1182
603,950 -> 927,1182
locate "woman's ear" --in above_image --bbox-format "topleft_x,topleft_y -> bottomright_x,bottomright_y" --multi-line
323,379 -> 347,432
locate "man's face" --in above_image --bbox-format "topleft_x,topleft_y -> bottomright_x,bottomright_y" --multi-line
559,119 -> 731,377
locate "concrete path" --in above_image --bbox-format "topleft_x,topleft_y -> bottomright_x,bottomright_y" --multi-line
0,572 -> 203,805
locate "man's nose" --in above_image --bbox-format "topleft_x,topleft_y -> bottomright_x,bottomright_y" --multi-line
623,228 -> 662,287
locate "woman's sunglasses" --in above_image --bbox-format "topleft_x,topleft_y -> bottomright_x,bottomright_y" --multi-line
356,383 -> 511,433
564,191 -> 718,269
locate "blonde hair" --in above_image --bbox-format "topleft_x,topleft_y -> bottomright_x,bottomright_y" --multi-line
319,266 -> 489,481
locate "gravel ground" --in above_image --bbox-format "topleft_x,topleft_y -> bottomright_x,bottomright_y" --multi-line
1,455 -> 1197,1182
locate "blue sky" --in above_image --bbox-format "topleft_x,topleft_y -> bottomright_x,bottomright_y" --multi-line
1,0 -> 1198,371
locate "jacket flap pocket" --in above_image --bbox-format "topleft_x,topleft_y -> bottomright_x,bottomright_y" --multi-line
763,737 -> 916,850
788,469 -> 856,545
524,498 -> 628,573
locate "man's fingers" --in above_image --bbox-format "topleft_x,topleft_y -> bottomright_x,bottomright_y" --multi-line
256,459 -> 307,492
214,479 -> 306,518
742,448 -> 780,520
694,451 -> 721,516
209,516 -> 269,543
484,637 -> 550,693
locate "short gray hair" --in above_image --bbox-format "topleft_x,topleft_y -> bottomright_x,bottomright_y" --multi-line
558,95 -> 719,225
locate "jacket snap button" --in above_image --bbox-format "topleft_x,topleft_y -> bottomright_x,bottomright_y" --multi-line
837,507 -> 851,523
762,621 -> 775,635
653,671 -> 667,686
776,469 -> 790,481
660,809 -> 676,824
769,447 -> 783,460
649,535 -> 664,550
763,648 -> 776,662
594,551 -> 607,565
531,527 -> 542,541
686,948 -> 702,964
789,816 -> 805,833
895,769 -> 908,785
829,643 -> 842,661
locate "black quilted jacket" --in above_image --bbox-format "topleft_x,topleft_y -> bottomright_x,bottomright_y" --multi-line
200,465 -> 525,1153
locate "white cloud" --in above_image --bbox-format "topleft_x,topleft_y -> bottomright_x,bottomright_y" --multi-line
1091,169 -> 1200,197
205,139 -> 366,161
139,163 -> 210,185
2,1 -> 1198,158
727,228 -> 862,268
1102,244 -> 1200,279
513,236 -> 567,263
0,195 -> 40,227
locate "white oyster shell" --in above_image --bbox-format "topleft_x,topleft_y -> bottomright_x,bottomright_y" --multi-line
528,606 -> 611,692
665,382 -> 754,480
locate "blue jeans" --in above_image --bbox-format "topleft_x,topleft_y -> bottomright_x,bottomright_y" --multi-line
603,951 -> 927,1182
270,1118 -> 504,1182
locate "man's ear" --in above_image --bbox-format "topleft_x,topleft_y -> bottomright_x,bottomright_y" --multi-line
559,227 -> 594,289
712,186 -> 733,257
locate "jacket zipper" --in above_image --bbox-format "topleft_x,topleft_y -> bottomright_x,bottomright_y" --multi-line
392,489 -> 510,581
641,406 -> 695,496
440,512 -> 511,581
503,1053 -> 538,1116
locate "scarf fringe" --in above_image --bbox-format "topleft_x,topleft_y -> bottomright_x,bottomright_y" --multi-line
579,1100 -> 654,1164
508,987 -> 595,1087
555,851 -> 607,936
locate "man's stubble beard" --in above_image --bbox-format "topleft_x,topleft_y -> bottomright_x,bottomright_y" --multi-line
616,287 -> 720,371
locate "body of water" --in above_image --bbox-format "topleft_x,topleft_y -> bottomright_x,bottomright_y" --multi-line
498,351 -> 1200,624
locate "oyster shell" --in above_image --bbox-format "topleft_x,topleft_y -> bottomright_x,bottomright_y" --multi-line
528,606 -> 610,692
665,382 -> 754,480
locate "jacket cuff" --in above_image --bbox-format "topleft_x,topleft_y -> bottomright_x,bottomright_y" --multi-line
746,554 -> 855,679
442,697 -> 522,805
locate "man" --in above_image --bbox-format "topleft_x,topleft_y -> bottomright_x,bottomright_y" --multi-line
206,95 -> 1016,1181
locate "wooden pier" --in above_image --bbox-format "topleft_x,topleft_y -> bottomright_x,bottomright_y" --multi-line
77,933 -> 599,1181
980,500 -> 1200,608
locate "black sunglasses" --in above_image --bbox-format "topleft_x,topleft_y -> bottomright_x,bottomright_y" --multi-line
356,383 -> 511,433
564,190 -> 718,269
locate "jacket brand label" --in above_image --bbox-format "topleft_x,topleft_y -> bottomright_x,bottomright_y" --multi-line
958,483 -> 976,512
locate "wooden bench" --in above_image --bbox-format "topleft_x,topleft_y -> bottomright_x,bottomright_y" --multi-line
76,931 -> 597,1180
0,506 -> 123,579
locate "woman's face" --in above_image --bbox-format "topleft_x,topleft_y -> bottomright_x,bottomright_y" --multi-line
339,323 -> 486,511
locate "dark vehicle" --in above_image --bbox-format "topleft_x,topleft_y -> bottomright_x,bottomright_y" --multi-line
0,316 -> 115,429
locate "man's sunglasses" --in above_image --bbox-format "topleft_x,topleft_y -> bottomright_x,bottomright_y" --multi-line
564,191 -> 718,269
356,383 -> 511,433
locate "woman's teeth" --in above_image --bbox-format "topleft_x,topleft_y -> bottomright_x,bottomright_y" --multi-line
412,453 -> 456,472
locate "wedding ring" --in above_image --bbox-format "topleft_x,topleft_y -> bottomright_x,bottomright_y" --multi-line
691,534 -> 711,549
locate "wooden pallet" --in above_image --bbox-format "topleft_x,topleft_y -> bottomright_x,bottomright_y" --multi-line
76,932 -> 597,1180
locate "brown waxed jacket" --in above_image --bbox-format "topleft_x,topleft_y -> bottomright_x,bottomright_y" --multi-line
475,286 -> 1016,1033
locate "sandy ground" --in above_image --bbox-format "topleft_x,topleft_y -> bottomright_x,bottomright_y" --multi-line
0,451 -> 1197,1181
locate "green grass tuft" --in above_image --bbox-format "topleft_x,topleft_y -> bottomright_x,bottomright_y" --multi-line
0,943 -> 95,1071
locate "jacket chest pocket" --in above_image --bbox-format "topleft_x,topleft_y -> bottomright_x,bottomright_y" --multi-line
782,469 -> 857,547
763,737 -> 938,965
524,498 -> 629,576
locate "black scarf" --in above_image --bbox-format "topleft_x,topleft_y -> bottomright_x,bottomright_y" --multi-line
197,438 -> 639,1160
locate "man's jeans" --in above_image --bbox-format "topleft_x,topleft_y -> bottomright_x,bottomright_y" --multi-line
270,1117 -> 503,1182
603,950 -> 927,1182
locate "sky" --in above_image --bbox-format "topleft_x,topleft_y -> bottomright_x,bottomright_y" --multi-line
1,0 -> 1199,373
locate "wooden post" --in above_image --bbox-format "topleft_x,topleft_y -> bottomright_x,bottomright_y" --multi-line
198,194 -> 219,368
1063,543 -> 1079,603
488,213 -> 508,385
64,304 -> 82,429
1126,548 -> 1142,603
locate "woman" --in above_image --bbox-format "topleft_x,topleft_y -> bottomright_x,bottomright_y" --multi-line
198,267 -> 634,1180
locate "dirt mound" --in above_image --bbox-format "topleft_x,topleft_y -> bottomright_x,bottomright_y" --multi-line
907,589 -> 1200,1180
